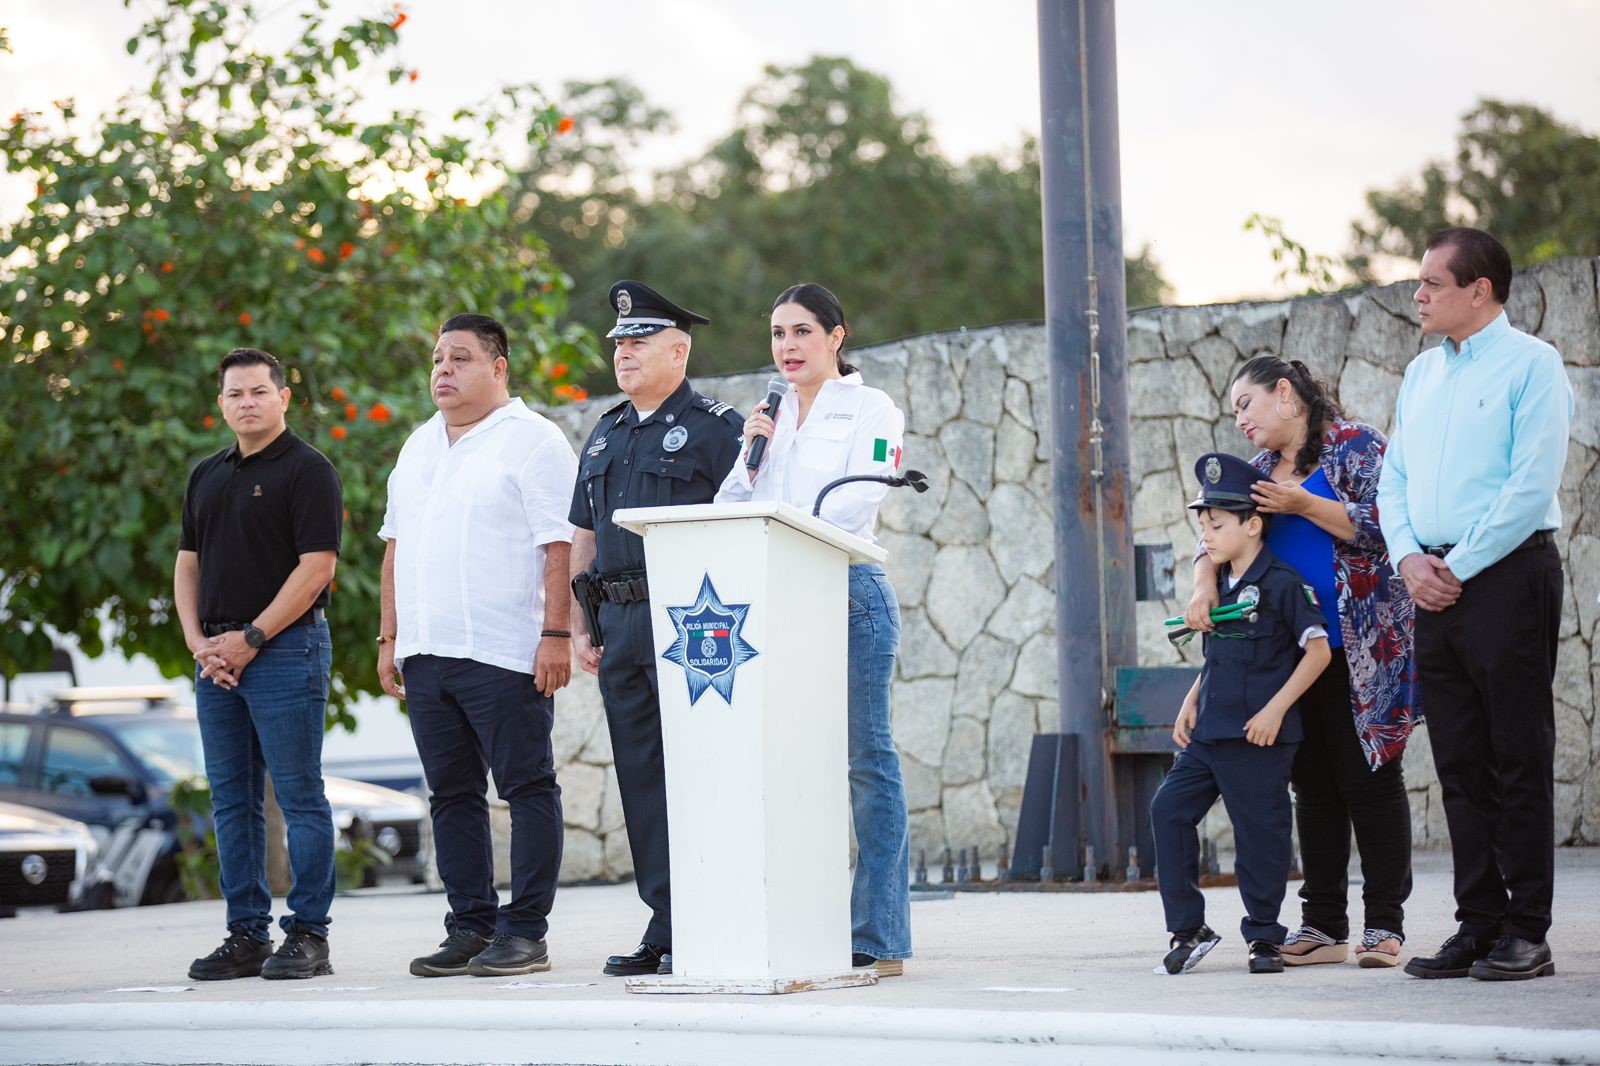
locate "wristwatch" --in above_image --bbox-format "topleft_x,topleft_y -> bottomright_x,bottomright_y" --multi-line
243,624 -> 267,649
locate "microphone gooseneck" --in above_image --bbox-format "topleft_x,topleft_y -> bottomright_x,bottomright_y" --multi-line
744,377 -> 790,474
812,469 -> 929,518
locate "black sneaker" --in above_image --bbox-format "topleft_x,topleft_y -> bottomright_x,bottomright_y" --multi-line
188,931 -> 273,981
852,952 -> 904,977
410,929 -> 489,977
467,933 -> 551,977
260,929 -> 332,980
1162,925 -> 1221,974
1247,940 -> 1284,974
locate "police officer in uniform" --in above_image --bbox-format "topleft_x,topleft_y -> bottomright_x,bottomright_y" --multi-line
568,281 -> 745,977
1150,452 -> 1331,975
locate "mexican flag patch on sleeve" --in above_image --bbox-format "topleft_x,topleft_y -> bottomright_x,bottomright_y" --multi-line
1302,584 -> 1320,607
872,438 -> 902,468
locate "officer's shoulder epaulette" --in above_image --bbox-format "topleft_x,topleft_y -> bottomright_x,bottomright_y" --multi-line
600,398 -> 630,417
693,394 -> 738,419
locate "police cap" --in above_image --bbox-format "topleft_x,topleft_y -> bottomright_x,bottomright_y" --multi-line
1187,452 -> 1260,512
606,280 -> 711,339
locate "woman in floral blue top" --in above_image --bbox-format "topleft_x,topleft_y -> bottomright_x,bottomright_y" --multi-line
1185,355 -> 1421,968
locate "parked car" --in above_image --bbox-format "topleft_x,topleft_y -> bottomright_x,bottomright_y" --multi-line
0,800 -> 96,916
0,686 -> 433,904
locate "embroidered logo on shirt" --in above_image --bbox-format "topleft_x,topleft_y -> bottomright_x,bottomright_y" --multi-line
660,574 -> 760,706
825,411 -> 855,421
871,438 -> 902,468
252,485 -> 263,497
587,436 -> 607,456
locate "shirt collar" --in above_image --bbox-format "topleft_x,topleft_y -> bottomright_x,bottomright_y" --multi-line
1221,545 -> 1276,593
430,398 -> 530,442
1441,310 -> 1509,363
225,427 -> 296,465
623,378 -> 695,426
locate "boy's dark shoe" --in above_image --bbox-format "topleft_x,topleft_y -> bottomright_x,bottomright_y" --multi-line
1469,936 -> 1555,981
1162,925 -> 1221,974
852,953 -> 904,977
1247,940 -> 1284,974
1403,932 -> 1493,979
409,929 -> 489,977
605,943 -> 669,976
260,930 -> 332,980
467,933 -> 550,977
188,931 -> 273,981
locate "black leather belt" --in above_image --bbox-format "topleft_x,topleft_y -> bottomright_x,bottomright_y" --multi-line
202,607 -> 325,638
1422,529 -> 1553,559
596,570 -> 649,605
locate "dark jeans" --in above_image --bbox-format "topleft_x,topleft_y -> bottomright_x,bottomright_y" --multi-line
194,621 -> 335,940
1290,648 -> 1412,940
1415,537 -> 1562,943
404,655 -> 562,942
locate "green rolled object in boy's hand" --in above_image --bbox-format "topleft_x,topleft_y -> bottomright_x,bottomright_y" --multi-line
1162,601 -> 1254,628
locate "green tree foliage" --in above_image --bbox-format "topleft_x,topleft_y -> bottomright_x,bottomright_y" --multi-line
512,58 -> 1171,379
0,0 -> 601,723
1349,100 -> 1600,273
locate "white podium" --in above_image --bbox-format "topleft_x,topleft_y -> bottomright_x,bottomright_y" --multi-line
612,501 -> 887,994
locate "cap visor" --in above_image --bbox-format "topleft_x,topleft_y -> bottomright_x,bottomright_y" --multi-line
606,322 -> 669,338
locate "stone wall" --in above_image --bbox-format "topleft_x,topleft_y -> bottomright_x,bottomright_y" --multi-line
535,257 -> 1600,881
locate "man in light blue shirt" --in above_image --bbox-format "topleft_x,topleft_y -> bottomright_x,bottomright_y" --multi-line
1378,228 -> 1573,983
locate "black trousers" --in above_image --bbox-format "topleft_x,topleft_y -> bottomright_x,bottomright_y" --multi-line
1291,648 -> 1413,940
404,655 -> 563,942
1415,537 -> 1562,943
1152,738 -> 1298,944
598,650 -> 673,949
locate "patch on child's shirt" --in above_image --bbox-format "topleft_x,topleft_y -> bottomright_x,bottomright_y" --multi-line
1302,584 -> 1320,607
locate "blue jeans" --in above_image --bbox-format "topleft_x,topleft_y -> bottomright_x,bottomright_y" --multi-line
847,563 -> 912,959
194,621 -> 335,940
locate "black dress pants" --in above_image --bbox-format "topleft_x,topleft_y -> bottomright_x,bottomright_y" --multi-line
597,601 -> 673,949
1290,648 -> 1412,940
404,655 -> 563,942
1414,536 -> 1562,943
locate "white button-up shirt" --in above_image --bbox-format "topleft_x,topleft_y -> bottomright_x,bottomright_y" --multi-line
379,399 -> 578,675
715,373 -> 904,544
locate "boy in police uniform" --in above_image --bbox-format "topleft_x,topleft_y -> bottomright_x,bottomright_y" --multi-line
1151,452 -> 1332,975
568,280 -> 746,977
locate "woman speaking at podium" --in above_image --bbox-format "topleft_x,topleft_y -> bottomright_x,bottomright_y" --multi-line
715,282 -> 912,977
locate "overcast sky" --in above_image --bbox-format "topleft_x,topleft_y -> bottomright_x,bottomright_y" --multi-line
4,0 -> 1599,305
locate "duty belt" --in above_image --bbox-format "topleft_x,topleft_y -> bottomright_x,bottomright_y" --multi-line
201,607 -> 325,638
596,570 -> 649,605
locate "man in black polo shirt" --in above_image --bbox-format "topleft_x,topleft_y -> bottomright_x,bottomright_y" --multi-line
174,347 -> 343,981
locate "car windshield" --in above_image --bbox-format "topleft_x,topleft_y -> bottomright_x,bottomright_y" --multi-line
98,717 -> 206,787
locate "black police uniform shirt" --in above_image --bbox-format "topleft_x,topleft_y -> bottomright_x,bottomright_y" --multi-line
568,378 -> 745,663
1193,546 -> 1326,745
179,428 -> 344,624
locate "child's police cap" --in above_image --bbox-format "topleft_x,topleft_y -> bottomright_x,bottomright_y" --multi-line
1187,452 -> 1260,512
606,280 -> 711,338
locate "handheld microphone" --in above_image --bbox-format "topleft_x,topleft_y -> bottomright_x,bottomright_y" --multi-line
745,377 -> 790,474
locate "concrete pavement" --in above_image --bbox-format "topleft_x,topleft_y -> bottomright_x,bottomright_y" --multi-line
1,849 -> 1597,1064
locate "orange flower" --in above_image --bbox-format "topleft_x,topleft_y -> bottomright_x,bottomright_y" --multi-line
8,112 -> 21,126
238,312 -> 252,326
113,359 -> 125,371
554,384 -> 588,402
152,308 -> 170,323
338,241 -> 355,260
343,508 -> 351,523
390,11 -> 408,29
344,403 -> 358,421
330,425 -> 347,440
550,362 -> 568,380
408,70 -> 419,83
294,238 -> 305,250
383,242 -> 400,255
330,385 -> 347,402
307,246 -> 326,264
557,116 -> 574,135
203,415 -> 216,428
141,322 -> 154,335
367,402 -> 391,423
160,261 -> 174,274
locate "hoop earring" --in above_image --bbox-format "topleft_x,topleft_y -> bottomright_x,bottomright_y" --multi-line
1275,397 -> 1302,420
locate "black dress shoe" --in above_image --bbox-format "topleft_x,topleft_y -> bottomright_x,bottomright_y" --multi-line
410,929 -> 489,977
1403,932 -> 1493,979
604,943 -> 669,976
1247,940 -> 1284,974
1469,936 -> 1555,981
